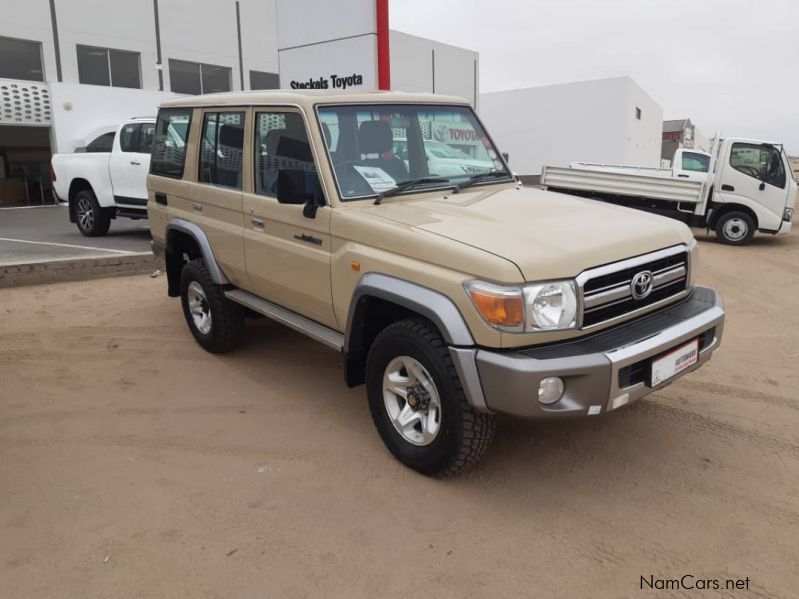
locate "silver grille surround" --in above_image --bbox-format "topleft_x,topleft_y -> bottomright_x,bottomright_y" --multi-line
576,244 -> 692,330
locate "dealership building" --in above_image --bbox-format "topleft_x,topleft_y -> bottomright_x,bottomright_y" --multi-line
0,0 -> 478,205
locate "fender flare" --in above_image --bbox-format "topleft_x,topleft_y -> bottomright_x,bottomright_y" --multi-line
344,273 -> 474,352
165,219 -> 229,285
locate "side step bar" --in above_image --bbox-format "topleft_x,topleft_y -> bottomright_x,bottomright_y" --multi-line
224,289 -> 345,352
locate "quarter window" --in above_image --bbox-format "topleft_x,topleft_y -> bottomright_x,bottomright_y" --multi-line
85,132 -> 115,153
169,59 -> 232,95
254,112 -> 322,200
199,112 -> 245,189
730,142 -> 786,189
151,109 -> 192,178
77,45 -> 141,89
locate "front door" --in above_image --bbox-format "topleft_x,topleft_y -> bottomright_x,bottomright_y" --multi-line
108,122 -> 152,205
718,141 -> 791,230
242,109 -> 336,329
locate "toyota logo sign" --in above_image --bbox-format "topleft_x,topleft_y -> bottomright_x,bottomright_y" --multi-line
630,271 -> 654,300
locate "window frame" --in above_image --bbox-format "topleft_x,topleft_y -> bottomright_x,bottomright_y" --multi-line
150,108 -> 193,179
252,108 -> 325,203
0,35 -> 45,82
168,59 -> 232,95
76,44 -> 142,89
729,142 -> 787,189
197,109 -> 246,190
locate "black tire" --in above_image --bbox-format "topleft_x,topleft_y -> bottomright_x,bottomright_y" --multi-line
74,189 -> 111,237
715,210 -> 755,245
179,259 -> 244,353
366,318 -> 495,476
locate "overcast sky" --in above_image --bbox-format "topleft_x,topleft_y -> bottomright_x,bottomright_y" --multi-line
391,0 -> 799,154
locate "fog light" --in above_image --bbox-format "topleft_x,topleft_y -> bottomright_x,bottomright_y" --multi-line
538,377 -> 565,405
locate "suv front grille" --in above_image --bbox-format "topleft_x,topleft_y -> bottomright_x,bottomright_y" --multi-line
580,248 -> 689,328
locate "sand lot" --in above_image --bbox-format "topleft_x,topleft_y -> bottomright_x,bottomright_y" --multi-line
1,231 -> 798,598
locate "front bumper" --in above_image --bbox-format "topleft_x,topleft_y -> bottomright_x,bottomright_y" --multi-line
452,286 -> 724,418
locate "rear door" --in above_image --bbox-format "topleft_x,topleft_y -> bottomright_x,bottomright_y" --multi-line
109,122 -> 144,205
718,141 -> 791,230
242,109 -> 336,328
186,109 -> 249,287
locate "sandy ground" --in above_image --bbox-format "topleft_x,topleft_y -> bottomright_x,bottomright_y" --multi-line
1,231 -> 798,598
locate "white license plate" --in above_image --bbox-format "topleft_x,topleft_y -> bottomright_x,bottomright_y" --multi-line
651,338 -> 699,387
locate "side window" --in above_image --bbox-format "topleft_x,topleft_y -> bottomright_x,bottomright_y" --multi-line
138,123 -> 155,153
119,123 -> 139,152
85,132 -> 115,153
730,142 -> 786,189
198,111 -> 245,189
681,152 -> 710,173
255,112 -> 322,200
151,108 -> 192,178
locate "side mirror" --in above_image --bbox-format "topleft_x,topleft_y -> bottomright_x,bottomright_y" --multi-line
276,169 -> 307,205
277,168 -> 325,219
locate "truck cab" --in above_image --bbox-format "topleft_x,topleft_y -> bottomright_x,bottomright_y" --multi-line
52,117 -> 156,236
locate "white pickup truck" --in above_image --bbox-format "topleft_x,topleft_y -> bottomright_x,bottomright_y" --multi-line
541,137 -> 797,245
52,118 -> 155,236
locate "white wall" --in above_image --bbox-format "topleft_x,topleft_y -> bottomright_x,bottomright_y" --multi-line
48,83 -> 178,153
479,77 -> 663,176
390,31 -> 478,105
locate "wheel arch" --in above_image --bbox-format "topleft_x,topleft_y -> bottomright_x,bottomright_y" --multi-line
708,202 -> 759,230
67,178 -> 94,223
343,273 -> 474,388
164,219 -> 229,297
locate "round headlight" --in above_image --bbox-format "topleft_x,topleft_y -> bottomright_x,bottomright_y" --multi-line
530,282 -> 577,329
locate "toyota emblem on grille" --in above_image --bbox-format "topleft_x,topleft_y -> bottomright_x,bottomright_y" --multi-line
630,271 -> 654,300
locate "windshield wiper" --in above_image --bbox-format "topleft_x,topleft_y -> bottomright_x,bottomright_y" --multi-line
373,177 -> 449,205
453,170 -> 512,193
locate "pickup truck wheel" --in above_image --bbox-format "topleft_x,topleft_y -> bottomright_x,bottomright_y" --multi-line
75,190 -> 111,237
366,318 -> 495,476
715,211 -> 754,245
179,259 -> 244,353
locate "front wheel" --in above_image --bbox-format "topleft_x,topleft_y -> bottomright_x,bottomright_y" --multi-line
366,318 -> 495,476
715,211 -> 755,245
74,189 -> 111,237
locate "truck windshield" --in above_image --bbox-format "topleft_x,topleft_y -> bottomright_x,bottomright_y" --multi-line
316,104 -> 512,200
681,152 -> 711,173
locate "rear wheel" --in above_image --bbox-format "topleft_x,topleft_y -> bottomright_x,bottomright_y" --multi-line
75,189 -> 110,237
179,259 -> 244,353
715,211 -> 755,245
366,318 -> 495,476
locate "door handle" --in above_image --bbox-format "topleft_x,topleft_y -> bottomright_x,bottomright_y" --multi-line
192,202 -> 202,212
154,193 -> 167,206
130,160 -> 142,166
677,174 -> 689,178
759,182 -> 766,191
721,184 -> 735,192
251,218 -> 264,228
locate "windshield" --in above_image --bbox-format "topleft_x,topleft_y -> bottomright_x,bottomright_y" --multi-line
317,104 -> 511,200
681,151 -> 711,173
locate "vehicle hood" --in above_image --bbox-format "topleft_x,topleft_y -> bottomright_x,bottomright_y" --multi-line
368,185 -> 694,281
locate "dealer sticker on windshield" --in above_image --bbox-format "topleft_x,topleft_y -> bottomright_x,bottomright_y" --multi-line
651,338 -> 699,387
353,166 -> 396,193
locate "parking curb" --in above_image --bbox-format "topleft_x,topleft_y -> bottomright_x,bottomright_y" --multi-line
0,252 -> 163,288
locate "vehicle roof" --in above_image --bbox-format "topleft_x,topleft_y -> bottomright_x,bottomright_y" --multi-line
159,90 -> 470,109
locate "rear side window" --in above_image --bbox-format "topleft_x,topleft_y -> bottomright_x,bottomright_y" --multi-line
199,111 -> 245,189
151,108 -> 192,178
85,132 -> 115,153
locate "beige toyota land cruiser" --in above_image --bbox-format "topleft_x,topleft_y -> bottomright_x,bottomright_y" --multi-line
148,91 -> 725,476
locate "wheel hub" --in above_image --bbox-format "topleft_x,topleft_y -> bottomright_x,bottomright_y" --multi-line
382,356 -> 442,446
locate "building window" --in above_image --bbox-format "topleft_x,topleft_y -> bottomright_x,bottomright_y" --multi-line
250,71 -> 280,90
77,45 -> 141,88
0,36 -> 44,81
169,59 -> 232,95
635,107 -> 642,120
